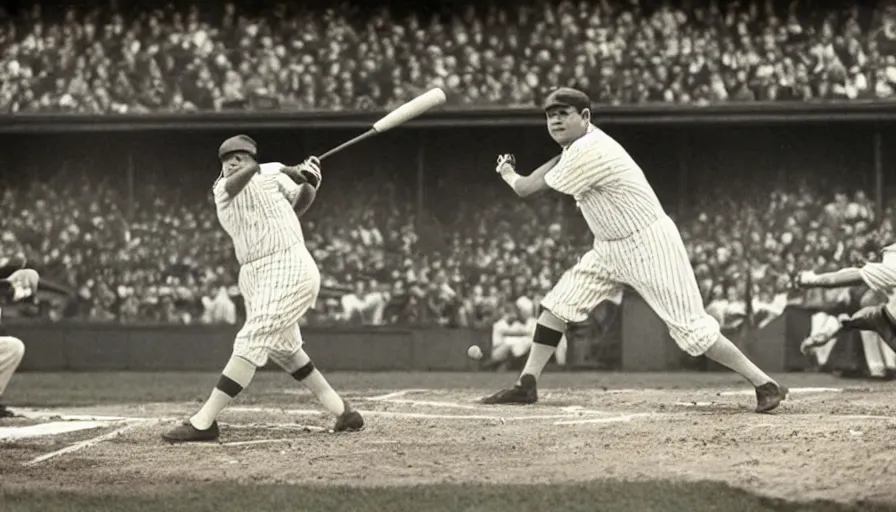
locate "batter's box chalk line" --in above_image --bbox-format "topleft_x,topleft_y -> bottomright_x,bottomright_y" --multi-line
15,408 -> 135,422
23,418 -> 159,466
717,387 -> 844,397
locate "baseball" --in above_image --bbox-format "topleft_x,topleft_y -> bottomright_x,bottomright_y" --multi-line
467,345 -> 483,360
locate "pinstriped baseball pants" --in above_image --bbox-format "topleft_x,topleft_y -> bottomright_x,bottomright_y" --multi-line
232,244 -> 321,367
542,215 -> 720,356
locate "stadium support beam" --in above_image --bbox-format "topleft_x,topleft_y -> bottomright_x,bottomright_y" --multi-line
417,132 -> 425,234
874,126 -> 883,222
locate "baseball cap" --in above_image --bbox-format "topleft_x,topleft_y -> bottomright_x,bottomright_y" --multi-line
543,87 -> 592,112
218,134 -> 258,160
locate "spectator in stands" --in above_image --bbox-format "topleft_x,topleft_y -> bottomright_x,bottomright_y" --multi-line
201,286 -> 237,325
2,1 -> 896,113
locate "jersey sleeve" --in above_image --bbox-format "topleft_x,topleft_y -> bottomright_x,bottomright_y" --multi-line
274,172 -> 301,205
259,162 -> 285,175
212,174 -> 232,206
543,132 -> 607,196
860,260 -> 896,296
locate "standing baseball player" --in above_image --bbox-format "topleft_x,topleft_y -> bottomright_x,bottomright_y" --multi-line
481,88 -> 788,413
0,268 -> 40,418
794,243 -> 896,352
162,135 -> 363,443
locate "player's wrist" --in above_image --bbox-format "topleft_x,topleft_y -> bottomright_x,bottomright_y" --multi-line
499,168 -> 520,188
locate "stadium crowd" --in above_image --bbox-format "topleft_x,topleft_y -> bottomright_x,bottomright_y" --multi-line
2,0 -> 896,113
0,161 -> 890,333
1,0 -> 893,340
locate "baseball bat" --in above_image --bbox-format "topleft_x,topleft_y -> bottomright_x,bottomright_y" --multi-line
318,88 -> 447,161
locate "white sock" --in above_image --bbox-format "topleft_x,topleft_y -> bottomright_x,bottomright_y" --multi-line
704,336 -> 773,387
303,370 -> 346,416
279,349 -> 346,417
190,356 -> 256,430
518,343 -> 556,384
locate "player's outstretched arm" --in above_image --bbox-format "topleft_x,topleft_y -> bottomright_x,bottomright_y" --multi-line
1,268 -> 39,301
279,157 -> 322,216
222,162 -> 261,198
795,268 -> 864,289
496,154 -> 561,198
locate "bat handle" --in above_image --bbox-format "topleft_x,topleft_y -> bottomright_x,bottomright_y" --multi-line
318,129 -> 377,161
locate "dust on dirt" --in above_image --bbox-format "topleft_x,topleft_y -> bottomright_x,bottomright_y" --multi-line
2,381 -> 895,505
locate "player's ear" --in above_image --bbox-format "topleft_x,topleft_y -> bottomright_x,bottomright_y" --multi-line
580,108 -> 591,125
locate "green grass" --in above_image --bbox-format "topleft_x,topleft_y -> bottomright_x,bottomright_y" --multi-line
3,481 -> 891,512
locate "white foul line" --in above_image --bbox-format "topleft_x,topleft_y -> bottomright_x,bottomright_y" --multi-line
363,398 -> 485,410
554,413 -> 657,426
365,390 -> 431,401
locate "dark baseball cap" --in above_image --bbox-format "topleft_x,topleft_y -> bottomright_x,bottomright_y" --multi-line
218,134 -> 258,160
543,87 -> 591,112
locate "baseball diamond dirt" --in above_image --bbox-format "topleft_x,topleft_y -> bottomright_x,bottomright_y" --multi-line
1,371 -> 895,512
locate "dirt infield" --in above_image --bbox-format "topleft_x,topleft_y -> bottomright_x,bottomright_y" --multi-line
1,371 -> 895,511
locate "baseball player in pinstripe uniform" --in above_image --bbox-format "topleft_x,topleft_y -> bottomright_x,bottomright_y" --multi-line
481,88 -> 788,413
795,243 -> 896,352
162,135 -> 363,443
0,268 -> 39,419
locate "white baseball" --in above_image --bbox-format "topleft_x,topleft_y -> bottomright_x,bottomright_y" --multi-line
467,345 -> 483,360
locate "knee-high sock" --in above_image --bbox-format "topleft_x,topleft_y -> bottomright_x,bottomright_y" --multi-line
279,349 -> 345,416
190,356 -> 256,430
704,335 -> 773,387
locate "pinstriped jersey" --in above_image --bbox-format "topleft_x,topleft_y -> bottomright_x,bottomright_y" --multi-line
860,243 -> 896,298
544,125 -> 665,241
214,162 -> 305,265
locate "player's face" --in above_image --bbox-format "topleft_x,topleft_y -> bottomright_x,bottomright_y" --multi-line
220,152 -> 253,177
546,106 -> 590,146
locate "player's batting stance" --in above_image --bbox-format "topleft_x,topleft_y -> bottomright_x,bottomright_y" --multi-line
0,268 -> 39,418
794,243 -> 896,352
482,88 -> 788,413
162,135 -> 364,443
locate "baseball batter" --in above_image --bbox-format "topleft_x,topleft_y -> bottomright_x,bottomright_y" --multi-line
481,88 -> 788,413
162,135 -> 363,443
795,243 -> 896,352
0,268 -> 39,419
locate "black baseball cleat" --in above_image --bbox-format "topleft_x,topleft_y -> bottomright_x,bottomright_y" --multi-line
754,382 -> 789,413
333,403 -> 365,432
0,404 -> 16,419
841,305 -> 896,352
161,420 -> 220,443
480,374 -> 538,405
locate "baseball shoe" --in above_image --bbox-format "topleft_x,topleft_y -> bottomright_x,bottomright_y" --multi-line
841,305 -> 896,352
334,403 -> 364,432
0,404 -> 16,419
480,374 -> 538,405
754,382 -> 789,413
161,420 -> 220,443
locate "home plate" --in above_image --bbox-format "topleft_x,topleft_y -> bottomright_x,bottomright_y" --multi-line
0,420 -> 112,441
717,387 -> 843,397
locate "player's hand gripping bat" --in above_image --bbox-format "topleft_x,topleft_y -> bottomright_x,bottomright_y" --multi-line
317,88 -> 448,161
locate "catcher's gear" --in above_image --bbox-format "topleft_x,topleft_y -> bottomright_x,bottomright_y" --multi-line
496,153 -> 516,173
218,134 -> 258,160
